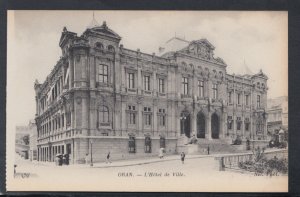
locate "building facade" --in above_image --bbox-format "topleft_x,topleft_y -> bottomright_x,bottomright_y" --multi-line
34,21 -> 268,164
267,96 -> 288,135
15,120 -> 37,160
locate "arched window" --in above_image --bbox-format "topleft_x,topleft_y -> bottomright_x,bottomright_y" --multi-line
95,42 -> 104,50
98,105 -> 109,123
189,64 -> 194,69
257,82 -> 260,89
145,136 -> 152,153
108,45 -> 115,52
128,136 -> 136,153
219,71 -> 223,80
213,70 -> 217,78
160,137 -> 166,148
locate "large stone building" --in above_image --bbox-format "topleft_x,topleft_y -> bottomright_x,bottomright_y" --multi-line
267,96 -> 288,135
34,20 -> 268,164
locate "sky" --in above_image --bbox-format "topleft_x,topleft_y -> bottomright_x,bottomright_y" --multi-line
7,11 -> 288,126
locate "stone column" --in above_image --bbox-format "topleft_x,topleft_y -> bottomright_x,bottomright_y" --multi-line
122,67 -> 126,92
233,114 -> 236,138
153,71 -> 157,95
37,147 -> 40,161
121,102 -> 127,136
137,68 -> 142,94
242,114 -> 245,138
207,112 -> 212,140
69,57 -> 74,88
138,104 -> 143,135
81,96 -> 88,136
192,111 -> 197,137
223,112 -> 227,138
176,110 -> 181,137
206,79 -> 210,98
89,56 -> 96,88
153,104 -> 157,136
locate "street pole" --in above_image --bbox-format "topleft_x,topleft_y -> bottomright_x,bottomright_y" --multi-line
90,140 -> 93,167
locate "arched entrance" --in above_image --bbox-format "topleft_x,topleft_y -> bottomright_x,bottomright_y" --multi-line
211,113 -> 220,139
180,111 -> 191,138
197,112 -> 206,138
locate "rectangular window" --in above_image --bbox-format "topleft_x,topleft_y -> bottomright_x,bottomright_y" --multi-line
159,109 -> 166,126
159,78 -> 165,93
62,114 -> 64,127
237,93 -> 241,105
245,118 -> 250,131
228,92 -> 232,104
144,107 -> 152,126
98,64 -> 108,84
245,95 -> 249,106
198,80 -> 204,97
128,73 -> 135,89
129,113 -> 136,124
145,137 -> 152,153
213,84 -> 218,99
228,116 -> 232,130
128,136 -> 136,153
257,95 -> 261,108
182,77 -> 189,95
237,117 -> 241,130
128,105 -> 136,125
144,75 -> 150,91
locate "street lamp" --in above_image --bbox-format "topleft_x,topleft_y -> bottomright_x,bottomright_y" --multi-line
90,140 -> 93,167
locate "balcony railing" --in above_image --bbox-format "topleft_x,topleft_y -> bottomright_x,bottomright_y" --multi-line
127,88 -> 137,93
181,94 -> 192,99
144,90 -> 152,95
158,92 -> 166,97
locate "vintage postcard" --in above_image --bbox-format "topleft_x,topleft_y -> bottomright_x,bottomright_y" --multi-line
6,10 -> 288,192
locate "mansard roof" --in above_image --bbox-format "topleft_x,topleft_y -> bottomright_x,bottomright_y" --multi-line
252,69 -> 268,80
191,39 -> 215,50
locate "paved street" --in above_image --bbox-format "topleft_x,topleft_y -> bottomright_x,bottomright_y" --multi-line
8,153 -> 288,192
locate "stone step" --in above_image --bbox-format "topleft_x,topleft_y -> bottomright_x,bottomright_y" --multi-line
179,138 -> 246,154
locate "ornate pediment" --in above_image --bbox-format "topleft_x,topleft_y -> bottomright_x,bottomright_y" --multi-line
182,39 -> 215,60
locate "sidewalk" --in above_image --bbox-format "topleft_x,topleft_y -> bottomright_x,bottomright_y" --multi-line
34,153 -> 214,169
31,148 -> 284,169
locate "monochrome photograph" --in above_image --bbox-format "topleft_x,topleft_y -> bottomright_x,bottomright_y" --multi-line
6,10 -> 288,192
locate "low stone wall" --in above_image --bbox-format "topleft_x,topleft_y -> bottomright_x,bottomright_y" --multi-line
215,149 -> 288,171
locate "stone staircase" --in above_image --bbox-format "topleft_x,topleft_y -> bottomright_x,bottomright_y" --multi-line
177,138 -> 247,155
197,138 -> 246,154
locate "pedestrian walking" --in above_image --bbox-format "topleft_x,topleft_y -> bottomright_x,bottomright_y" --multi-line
207,145 -> 210,155
85,153 -> 89,165
180,152 -> 185,164
158,148 -> 164,159
106,152 -> 112,163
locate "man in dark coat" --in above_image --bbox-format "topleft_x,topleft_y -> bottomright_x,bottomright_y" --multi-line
181,152 -> 185,164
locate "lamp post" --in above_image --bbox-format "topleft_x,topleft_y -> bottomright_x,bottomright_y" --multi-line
90,140 -> 93,167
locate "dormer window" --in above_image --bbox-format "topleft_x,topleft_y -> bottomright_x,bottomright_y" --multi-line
257,82 -> 260,89
95,42 -> 104,50
108,45 -> 115,52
